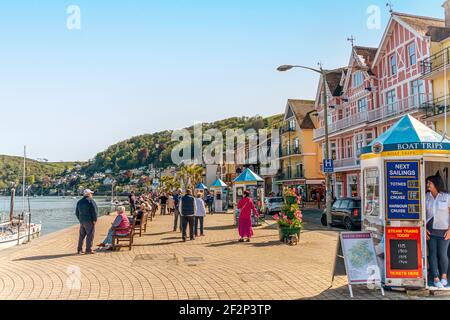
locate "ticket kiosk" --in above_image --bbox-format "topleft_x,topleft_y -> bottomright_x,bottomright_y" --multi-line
195,183 -> 208,199
210,179 -> 228,213
233,168 -> 265,212
360,115 -> 450,289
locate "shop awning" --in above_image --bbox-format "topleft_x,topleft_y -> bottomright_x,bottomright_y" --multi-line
361,115 -> 450,159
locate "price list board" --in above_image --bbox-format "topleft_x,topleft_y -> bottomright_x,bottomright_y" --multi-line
385,161 -> 421,220
386,227 -> 423,279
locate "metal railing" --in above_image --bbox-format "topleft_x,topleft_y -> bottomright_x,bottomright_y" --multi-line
281,147 -> 301,157
334,158 -> 360,169
420,94 -> 450,118
422,47 -> 450,76
280,126 -> 296,134
313,93 -> 431,139
276,170 -> 304,181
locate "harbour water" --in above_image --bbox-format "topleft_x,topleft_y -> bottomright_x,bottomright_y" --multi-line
0,196 -> 113,236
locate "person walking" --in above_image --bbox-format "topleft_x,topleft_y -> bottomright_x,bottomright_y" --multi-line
194,193 -> 206,237
128,191 -> 137,215
173,189 -> 182,232
76,189 -> 98,254
237,190 -> 256,243
179,189 -> 197,242
206,191 -> 214,214
426,175 -> 450,289
159,193 -> 168,215
167,192 -> 175,215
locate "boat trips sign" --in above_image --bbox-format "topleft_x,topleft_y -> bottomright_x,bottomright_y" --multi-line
385,161 -> 421,221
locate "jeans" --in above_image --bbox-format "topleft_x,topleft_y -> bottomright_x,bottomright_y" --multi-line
181,215 -> 195,240
195,216 -> 204,236
173,208 -> 181,232
428,235 -> 450,279
208,202 -> 214,214
161,204 -> 167,215
78,221 -> 95,252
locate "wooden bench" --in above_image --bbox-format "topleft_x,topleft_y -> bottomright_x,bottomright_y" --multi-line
133,212 -> 149,237
112,219 -> 136,251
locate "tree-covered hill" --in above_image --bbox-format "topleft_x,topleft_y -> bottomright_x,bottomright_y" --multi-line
87,114 -> 283,174
0,155 -> 78,190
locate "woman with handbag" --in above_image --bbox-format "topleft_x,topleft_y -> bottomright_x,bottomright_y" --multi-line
237,190 -> 257,243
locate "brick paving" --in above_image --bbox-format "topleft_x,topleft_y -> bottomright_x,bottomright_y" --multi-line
0,211 -> 421,300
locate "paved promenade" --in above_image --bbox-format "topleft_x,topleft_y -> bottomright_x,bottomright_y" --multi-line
0,211 -> 413,300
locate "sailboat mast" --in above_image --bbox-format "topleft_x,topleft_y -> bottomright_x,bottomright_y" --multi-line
22,146 -> 26,215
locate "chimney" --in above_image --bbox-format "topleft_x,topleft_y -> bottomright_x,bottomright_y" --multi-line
443,0 -> 450,28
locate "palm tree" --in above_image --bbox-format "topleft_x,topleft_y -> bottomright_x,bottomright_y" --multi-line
177,164 -> 204,191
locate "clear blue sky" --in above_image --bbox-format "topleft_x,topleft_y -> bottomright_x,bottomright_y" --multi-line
0,0 -> 444,161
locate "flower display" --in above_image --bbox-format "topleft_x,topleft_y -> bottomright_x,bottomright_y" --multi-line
274,192 -> 303,230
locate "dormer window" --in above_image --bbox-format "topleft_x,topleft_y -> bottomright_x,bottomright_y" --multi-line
353,71 -> 364,88
390,54 -> 397,75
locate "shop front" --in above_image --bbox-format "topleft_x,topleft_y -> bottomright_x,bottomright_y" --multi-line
361,115 -> 450,290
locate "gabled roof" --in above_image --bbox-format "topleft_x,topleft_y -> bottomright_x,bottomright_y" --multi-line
285,99 -> 316,129
353,46 -> 377,73
426,26 -> 450,42
233,168 -> 264,183
394,12 -> 444,36
374,12 -> 445,66
325,69 -> 346,96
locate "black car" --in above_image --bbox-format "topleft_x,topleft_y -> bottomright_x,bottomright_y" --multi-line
321,198 -> 361,231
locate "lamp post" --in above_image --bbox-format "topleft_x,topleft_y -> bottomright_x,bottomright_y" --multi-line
277,64 -> 339,227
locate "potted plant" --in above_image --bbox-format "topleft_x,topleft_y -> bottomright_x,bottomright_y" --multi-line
274,188 -> 303,243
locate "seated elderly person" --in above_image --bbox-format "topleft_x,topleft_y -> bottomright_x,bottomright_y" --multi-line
97,206 -> 130,250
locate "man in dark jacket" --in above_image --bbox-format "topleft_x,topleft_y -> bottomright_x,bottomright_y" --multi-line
179,189 -> 197,242
172,189 -> 182,232
76,189 -> 98,254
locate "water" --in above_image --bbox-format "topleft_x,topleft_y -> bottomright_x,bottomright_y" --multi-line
0,196 -> 113,236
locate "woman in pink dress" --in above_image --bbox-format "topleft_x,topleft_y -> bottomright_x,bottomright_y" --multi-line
237,191 -> 257,242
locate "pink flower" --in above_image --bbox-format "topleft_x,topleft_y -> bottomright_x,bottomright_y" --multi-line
273,214 -> 280,221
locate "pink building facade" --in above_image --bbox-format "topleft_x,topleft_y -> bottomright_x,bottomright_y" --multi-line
314,13 -> 442,199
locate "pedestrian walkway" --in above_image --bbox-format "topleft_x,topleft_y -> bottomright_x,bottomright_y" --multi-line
0,212 -> 416,300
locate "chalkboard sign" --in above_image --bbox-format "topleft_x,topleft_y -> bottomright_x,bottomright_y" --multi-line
386,227 -> 422,279
385,161 -> 421,220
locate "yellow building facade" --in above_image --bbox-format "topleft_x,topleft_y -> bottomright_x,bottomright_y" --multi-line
277,99 -> 324,201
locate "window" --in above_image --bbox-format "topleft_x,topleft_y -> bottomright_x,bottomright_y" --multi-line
366,132 -> 374,145
296,163 -> 303,178
332,200 -> 342,210
408,43 -> 417,66
358,98 -> 368,113
356,133 -> 364,157
330,142 -> 337,160
294,138 -> 300,153
289,119 -> 296,131
386,90 -> 396,105
364,168 -> 380,218
390,54 -> 397,75
287,165 -> 292,179
353,71 -> 364,87
410,79 -> 425,104
346,140 -> 353,158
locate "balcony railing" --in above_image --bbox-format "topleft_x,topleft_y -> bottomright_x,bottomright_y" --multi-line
334,158 -> 360,169
422,47 -> 450,77
420,94 -> 450,119
281,147 -> 301,157
313,93 -> 431,139
276,170 -> 304,181
280,126 -> 296,134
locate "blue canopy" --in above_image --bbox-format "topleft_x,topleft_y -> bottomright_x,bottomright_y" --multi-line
195,183 -> 208,190
210,179 -> 227,188
233,168 -> 264,183
362,115 -> 450,155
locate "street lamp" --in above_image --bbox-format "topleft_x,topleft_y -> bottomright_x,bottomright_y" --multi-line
277,63 -> 339,228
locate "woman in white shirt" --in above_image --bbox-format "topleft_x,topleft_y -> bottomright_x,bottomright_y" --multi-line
194,193 -> 207,237
426,175 -> 450,289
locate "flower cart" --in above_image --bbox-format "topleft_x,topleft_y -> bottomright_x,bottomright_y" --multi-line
274,188 -> 303,245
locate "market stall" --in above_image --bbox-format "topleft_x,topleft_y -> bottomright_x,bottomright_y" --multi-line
360,115 -> 450,290
233,168 -> 265,225
210,179 -> 228,213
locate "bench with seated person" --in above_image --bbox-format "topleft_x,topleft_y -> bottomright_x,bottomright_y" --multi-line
97,206 -> 133,250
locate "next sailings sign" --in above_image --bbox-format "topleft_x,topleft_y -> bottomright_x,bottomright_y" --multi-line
385,160 -> 421,221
